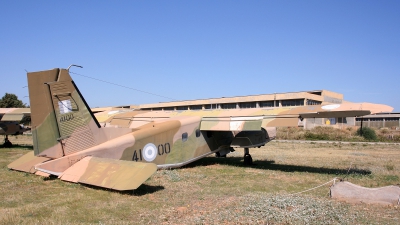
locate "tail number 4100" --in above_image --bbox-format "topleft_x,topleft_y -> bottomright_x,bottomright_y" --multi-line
132,143 -> 171,162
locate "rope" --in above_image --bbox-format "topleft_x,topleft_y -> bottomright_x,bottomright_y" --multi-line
69,71 -> 178,101
289,177 -> 339,196
342,162 -> 353,180
342,142 -> 359,180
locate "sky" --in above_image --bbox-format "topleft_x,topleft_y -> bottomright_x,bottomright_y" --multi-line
1,1 -> 399,111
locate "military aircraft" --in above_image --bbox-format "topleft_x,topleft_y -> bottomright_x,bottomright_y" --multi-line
8,68 -> 393,191
0,108 -> 31,147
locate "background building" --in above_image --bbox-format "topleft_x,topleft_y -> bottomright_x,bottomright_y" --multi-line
139,90 -> 343,111
355,113 -> 400,129
94,90 -> 396,130
137,90 -> 348,130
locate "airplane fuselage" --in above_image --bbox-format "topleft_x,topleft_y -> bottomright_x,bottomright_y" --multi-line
36,114 -> 263,174
0,121 -> 29,135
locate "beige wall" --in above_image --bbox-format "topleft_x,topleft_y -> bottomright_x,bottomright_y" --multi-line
139,89 -> 343,110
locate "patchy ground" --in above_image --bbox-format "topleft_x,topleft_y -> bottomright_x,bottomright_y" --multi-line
1,136 -> 399,224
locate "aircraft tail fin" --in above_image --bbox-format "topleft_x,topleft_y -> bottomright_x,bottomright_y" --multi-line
28,68 -> 102,158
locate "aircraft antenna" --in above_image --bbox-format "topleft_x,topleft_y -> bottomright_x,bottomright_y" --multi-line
69,71 -> 178,101
68,64 -> 83,71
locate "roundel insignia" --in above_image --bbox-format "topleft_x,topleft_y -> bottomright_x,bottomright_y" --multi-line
142,143 -> 157,162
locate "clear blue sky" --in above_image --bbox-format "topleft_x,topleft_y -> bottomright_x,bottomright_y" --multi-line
1,1 -> 399,111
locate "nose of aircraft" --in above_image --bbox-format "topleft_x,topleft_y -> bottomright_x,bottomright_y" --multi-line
19,125 -> 31,132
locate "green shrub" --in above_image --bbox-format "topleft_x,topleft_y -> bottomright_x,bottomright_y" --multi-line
356,127 -> 377,141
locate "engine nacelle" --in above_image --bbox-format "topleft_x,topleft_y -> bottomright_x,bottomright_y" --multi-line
230,127 -> 276,148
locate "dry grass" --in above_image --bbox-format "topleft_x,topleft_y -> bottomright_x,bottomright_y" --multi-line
0,135 -> 399,224
277,126 -> 400,142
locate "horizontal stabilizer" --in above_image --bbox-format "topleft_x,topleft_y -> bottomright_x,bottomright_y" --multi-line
1,113 -> 25,121
300,110 -> 371,119
200,116 -> 263,131
59,157 -> 157,191
0,108 -> 30,121
8,151 -> 51,173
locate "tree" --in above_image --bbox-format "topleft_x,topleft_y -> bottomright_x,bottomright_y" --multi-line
0,93 -> 27,108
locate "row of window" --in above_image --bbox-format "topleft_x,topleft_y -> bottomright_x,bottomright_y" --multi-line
307,100 -> 322,105
355,118 -> 400,121
221,103 -> 237,109
281,99 -> 304,107
259,101 -> 274,107
175,105 -> 209,110
148,99 -> 323,111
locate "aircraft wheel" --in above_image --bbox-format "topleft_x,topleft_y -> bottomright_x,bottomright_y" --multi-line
244,153 -> 253,165
3,141 -> 12,148
215,152 -> 227,158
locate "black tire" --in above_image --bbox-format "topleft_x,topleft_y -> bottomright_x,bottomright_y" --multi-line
244,154 -> 253,165
3,141 -> 12,148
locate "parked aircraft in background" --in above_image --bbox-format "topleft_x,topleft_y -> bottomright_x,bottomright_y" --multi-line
8,68 -> 393,191
0,108 -> 31,147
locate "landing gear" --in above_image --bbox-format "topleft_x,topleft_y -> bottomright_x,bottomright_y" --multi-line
215,147 -> 235,158
3,135 -> 12,148
243,147 -> 253,165
215,151 -> 226,158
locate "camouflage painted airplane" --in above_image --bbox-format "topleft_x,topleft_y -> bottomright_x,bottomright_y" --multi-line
8,67 -> 393,191
0,108 -> 31,147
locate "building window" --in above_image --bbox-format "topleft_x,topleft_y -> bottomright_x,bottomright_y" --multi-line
309,91 -> 322,96
221,103 -> 236,109
176,106 -> 188,110
306,100 -> 322,105
239,102 -> 256,108
259,101 -> 274,108
152,108 -> 162,111
281,99 -> 304,107
204,104 -> 218,109
163,107 -> 174,111
189,105 -> 202,110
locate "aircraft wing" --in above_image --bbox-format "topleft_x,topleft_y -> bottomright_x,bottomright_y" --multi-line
299,102 -> 393,119
200,116 -> 263,131
299,110 -> 371,119
0,108 -> 30,122
58,156 -> 157,191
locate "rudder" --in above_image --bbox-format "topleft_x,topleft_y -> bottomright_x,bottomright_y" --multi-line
28,68 -> 101,158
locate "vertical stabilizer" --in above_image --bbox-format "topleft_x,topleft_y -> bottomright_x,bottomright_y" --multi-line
28,68 -> 101,158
